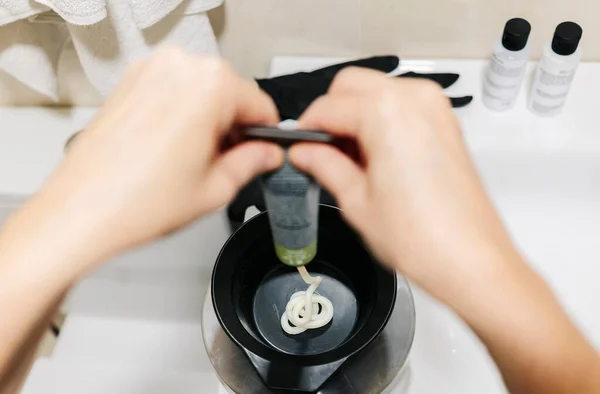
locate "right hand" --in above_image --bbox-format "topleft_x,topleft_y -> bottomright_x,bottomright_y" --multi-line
292,67 -> 600,394
289,67 -> 522,302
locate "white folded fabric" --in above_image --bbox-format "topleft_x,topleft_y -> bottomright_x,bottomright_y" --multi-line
0,2 -> 49,26
68,0 -> 219,96
131,0 -> 223,29
34,0 -> 107,26
0,20 -> 67,100
0,0 -> 223,27
0,0 -> 223,102
57,37 -> 103,105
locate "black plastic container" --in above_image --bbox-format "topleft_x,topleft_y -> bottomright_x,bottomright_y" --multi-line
212,205 -> 397,392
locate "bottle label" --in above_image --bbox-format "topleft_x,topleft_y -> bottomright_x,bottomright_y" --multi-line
539,68 -> 575,86
262,154 -> 320,266
489,53 -> 526,78
483,53 -> 527,109
529,66 -> 576,115
530,100 -> 564,114
534,88 -> 569,99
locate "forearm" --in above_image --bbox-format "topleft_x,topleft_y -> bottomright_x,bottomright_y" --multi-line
447,247 -> 600,393
0,196 -> 91,383
0,298 -> 64,393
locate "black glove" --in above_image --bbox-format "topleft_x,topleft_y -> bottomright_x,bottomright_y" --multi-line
257,56 -> 473,120
228,57 -> 473,232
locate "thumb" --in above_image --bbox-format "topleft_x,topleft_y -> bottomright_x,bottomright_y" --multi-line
289,143 -> 367,212
204,142 -> 284,205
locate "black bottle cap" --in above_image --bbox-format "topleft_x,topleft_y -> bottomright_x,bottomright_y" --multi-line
501,18 -> 531,51
552,22 -> 583,56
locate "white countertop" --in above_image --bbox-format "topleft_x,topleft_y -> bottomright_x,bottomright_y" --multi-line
7,57 -> 600,394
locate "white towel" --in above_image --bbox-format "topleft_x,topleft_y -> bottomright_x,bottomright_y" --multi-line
69,0 -> 220,96
0,0 -> 222,27
35,0 -> 107,26
0,2 -> 49,26
0,0 -> 222,102
0,20 -> 67,100
57,37 -> 103,105
131,0 -> 222,29
0,0 -> 104,26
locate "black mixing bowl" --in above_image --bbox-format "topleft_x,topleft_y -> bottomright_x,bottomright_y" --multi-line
212,205 -> 397,393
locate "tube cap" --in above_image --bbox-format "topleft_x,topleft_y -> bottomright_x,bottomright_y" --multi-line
552,22 -> 583,56
502,18 -> 531,51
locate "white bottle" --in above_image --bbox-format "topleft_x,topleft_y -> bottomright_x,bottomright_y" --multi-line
528,22 -> 583,117
483,18 -> 532,111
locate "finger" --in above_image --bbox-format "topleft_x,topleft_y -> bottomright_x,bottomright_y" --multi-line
297,94 -> 363,138
289,143 -> 367,212
328,67 -> 389,95
204,141 -> 284,204
330,66 -> 440,100
226,69 -> 280,128
297,94 -> 381,155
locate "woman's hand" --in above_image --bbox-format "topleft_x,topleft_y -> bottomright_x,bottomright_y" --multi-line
26,47 -> 284,277
290,67 -> 516,299
0,48 -> 283,388
289,67 -> 600,394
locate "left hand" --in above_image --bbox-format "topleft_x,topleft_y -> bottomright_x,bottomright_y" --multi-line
22,47 -> 283,277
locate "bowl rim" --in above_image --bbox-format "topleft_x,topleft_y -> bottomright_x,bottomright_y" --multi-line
211,205 -> 398,366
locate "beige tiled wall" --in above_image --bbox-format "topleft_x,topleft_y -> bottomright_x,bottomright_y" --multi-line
1,0 -> 596,105
215,0 -> 597,78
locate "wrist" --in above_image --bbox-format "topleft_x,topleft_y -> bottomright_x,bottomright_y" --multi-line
1,194 -> 105,285
432,243 -> 557,337
398,241 -> 528,321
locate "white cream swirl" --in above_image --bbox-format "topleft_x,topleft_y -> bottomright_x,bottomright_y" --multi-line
280,266 -> 334,335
